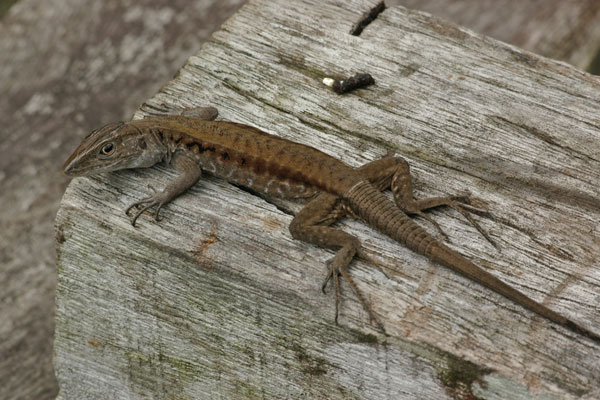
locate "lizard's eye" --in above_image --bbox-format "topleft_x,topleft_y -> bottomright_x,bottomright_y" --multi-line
100,143 -> 115,156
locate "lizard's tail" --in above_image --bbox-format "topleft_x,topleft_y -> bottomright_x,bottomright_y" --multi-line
429,244 -> 600,344
346,180 -> 600,344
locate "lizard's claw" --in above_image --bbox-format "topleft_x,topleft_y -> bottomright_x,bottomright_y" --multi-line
320,257 -> 335,293
446,196 -> 498,249
321,258 -> 341,323
321,257 -> 385,333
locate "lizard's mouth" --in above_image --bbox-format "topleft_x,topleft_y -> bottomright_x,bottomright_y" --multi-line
62,153 -> 139,176
61,154 -> 98,176
62,161 -> 99,176
62,155 -> 81,176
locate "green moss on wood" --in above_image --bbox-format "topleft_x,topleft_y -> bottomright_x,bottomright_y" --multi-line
291,342 -> 330,376
436,352 -> 492,399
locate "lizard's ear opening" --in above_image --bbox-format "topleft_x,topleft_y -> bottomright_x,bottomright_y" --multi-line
137,137 -> 147,149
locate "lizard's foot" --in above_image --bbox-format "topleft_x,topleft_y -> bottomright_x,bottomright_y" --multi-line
321,256 -> 386,333
124,185 -> 169,226
406,195 -> 497,249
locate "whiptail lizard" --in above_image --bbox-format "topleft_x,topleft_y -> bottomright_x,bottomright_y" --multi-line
62,106 -> 599,343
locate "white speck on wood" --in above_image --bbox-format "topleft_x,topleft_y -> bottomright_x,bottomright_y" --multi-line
323,77 -> 335,87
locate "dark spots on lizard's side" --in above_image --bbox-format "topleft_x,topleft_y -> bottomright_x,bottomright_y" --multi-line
253,158 -> 267,174
279,165 -> 306,183
244,157 -> 303,186
185,142 -> 199,152
221,152 -> 230,160
184,140 -> 216,154
268,164 -> 291,181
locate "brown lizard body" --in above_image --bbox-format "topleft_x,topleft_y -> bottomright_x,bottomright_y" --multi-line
63,107 -> 599,343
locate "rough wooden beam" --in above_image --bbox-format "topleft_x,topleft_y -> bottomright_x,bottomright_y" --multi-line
55,0 -> 600,398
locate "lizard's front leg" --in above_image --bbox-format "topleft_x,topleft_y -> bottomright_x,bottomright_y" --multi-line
289,193 -> 384,331
126,153 -> 202,226
154,104 -> 219,121
358,155 -> 496,247
180,106 -> 219,121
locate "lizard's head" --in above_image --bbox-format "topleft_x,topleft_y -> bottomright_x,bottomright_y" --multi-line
62,120 -> 163,176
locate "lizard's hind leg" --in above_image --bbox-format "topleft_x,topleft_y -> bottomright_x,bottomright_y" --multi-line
358,155 -> 497,247
289,193 -> 384,331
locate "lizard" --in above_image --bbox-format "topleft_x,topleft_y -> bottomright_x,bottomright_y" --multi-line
62,106 -> 600,343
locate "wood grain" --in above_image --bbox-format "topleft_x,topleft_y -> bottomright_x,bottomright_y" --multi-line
55,0 -> 600,398
392,0 -> 600,72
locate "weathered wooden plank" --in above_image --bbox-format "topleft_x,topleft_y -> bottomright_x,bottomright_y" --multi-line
55,0 -> 600,398
391,0 -> 600,72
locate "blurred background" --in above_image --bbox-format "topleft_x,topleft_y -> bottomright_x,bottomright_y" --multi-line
1,0 -> 599,399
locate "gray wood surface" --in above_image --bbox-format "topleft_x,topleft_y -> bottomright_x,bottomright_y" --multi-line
55,0 -> 600,398
392,0 -> 600,72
